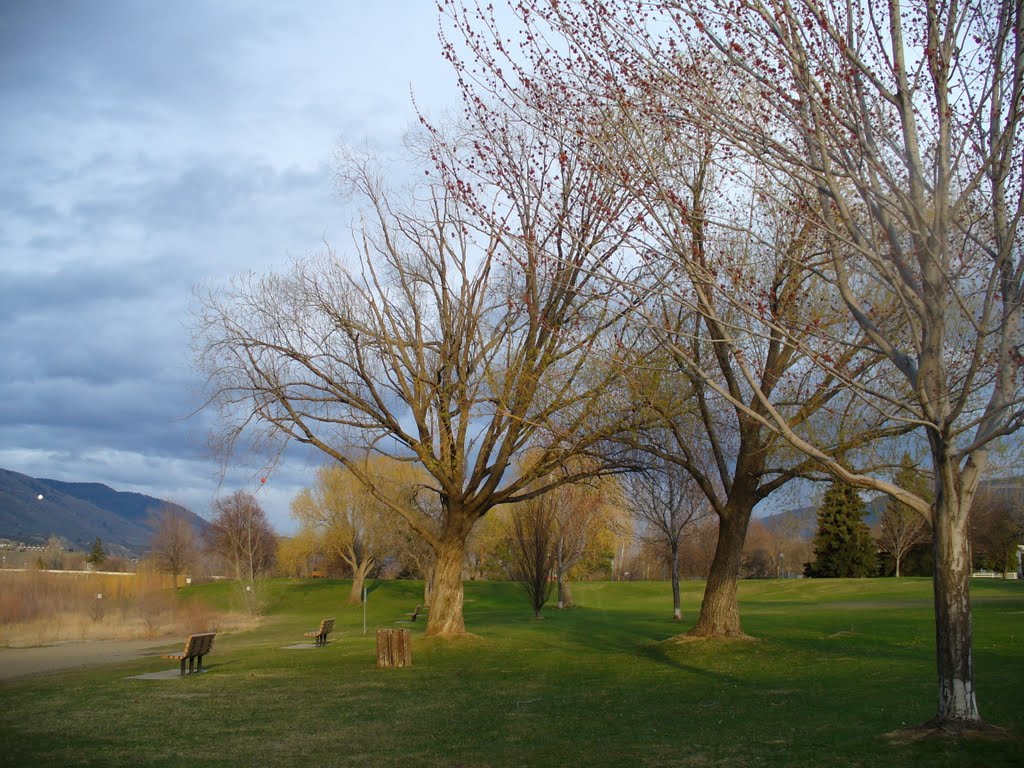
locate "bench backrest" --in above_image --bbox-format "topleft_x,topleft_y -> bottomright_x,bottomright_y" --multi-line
183,632 -> 216,657
319,618 -> 335,636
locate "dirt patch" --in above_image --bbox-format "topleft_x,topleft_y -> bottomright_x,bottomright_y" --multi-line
670,632 -> 759,644
0,637 -> 182,681
885,721 -> 1010,744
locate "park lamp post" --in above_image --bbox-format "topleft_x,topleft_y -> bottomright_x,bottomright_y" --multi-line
779,552 -> 785,579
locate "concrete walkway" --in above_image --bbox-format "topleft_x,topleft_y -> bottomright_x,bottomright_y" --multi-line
0,637 -> 181,681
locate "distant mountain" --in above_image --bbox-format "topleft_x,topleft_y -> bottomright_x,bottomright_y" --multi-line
759,506 -> 817,540
0,467 -> 207,555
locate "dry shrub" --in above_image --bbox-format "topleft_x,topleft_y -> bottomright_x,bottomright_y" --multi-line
0,569 -> 253,647
178,601 -> 219,635
136,590 -> 175,638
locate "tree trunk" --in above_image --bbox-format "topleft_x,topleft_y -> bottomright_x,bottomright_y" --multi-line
895,555 -> 902,579
349,559 -> 372,605
557,574 -> 573,609
426,535 -> 467,637
929,488 -> 982,726
376,628 -> 412,668
688,503 -> 752,638
423,564 -> 434,606
671,544 -> 682,621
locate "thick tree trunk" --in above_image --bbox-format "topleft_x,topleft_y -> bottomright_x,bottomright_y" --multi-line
688,503 -> 752,638
671,545 -> 682,621
376,628 -> 412,668
426,535 -> 467,637
895,556 -> 902,579
349,560 -> 371,605
929,489 -> 982,726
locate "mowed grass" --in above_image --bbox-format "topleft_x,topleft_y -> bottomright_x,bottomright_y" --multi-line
1,577 -> 1021,767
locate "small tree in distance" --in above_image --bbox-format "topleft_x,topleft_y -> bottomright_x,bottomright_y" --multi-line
206,491 -> 277,614
877,458 -> 931,578
86,538 -> 107,569
808,482 -> 877,578
548,474 -> 623,609
627,460 -> 709,620
149,504 -> 199,588
509,495 -> 559,619
291,461 -> 401,604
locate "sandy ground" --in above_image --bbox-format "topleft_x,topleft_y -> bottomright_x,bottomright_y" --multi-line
0,637 -> 182,681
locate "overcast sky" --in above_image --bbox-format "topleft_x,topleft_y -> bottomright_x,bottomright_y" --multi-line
0,1 -> 465,533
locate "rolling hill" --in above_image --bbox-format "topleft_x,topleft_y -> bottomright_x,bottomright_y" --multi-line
0,467 -> 207,555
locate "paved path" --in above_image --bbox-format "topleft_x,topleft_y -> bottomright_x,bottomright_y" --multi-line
0,637 -> 181,681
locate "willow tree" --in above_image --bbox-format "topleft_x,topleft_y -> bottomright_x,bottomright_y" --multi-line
195,121 -> 644,636
465,0 -> 1024,728
291,460 -> 402,604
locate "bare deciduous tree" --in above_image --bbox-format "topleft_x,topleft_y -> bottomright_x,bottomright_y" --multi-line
509,494 -> 559,618
442,2 -> 901,643
626,457 -> 710,620
442,0 -> 1024,728
149,503 -> 198,589
878,459 -> 932,578
206,491 -> 277,614
194,122 -> 646,636
543,472 -> 622,609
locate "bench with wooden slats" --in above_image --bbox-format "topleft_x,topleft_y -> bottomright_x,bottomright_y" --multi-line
304,617 -> 334,647
162,632 -> 215,675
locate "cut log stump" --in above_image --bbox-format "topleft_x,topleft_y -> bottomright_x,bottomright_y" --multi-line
376,628 -> 412,669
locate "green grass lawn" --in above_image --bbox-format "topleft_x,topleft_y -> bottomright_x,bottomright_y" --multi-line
1,577 -> 1021,767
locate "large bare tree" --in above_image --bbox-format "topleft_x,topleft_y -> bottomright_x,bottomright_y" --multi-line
442,0 -> 903,645
452,0 -> 1024,728
195,122 -> 646,636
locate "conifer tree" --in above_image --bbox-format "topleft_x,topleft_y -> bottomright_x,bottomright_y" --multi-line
809,483 -> 876,578
86,537 -> 107,568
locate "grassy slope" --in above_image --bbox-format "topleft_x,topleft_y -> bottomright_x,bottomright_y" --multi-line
1,577 -> 1021,767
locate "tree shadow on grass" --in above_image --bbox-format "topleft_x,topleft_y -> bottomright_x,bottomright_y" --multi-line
635,639 -> 748,687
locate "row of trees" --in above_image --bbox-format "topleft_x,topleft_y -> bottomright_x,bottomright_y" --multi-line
194,0 -> 1023,729
149,494 -> 277,613
149,468 -> 1018,610
811,468 -> 1024,580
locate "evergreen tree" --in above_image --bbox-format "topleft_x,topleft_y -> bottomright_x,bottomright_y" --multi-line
808,482 -> 877,577
86,537 -> 107,568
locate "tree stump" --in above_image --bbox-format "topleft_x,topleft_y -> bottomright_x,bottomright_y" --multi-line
375,628 -> 412,668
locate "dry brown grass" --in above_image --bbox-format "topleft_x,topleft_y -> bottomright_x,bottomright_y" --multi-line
0,566 -> 256,647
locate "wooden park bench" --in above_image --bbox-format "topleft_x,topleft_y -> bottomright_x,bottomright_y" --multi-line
162,632 -> 216,676
304,618 -> 335,647
405,605 -> 422,622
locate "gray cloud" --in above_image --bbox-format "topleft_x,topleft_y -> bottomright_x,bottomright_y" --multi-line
0,1 -> 459,532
